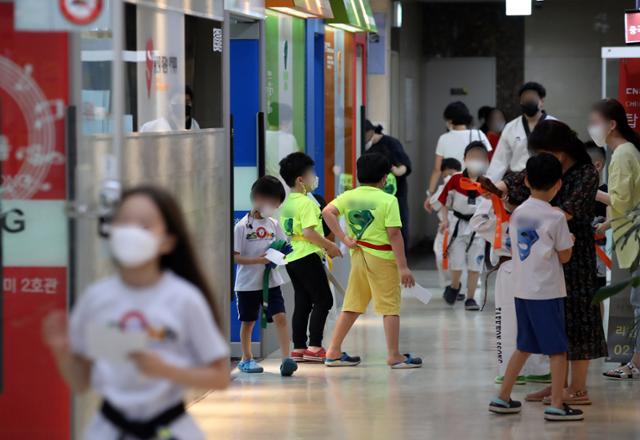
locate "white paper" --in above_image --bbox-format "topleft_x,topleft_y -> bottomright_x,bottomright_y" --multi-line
86,324 -> 148,363
265,248 -> 288,266
402,283 -> 433,305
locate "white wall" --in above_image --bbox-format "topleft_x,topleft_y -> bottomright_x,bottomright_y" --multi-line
524,0 -> 631,138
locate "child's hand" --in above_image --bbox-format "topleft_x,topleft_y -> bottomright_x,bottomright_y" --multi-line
342,236 -> 358,249
438,221 -> 448,234
130,351 -> 172,378
256,254 -> 271,265
326,242 -> 343,258
423,198 -> 433,213
42,310 -> 70,354
399,267 -> 415,288
595,221 -> 610,235
570,234 -> 576,243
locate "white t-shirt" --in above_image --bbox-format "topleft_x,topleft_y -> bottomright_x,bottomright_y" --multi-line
487,114 -> 557,181
435,129 -> 492,163
234,213 -> 287,292
70,272 -> 229,420
509,197 -> 573,300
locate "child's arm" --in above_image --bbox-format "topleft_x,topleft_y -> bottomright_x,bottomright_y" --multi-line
303,227 -> 342,258
130,353 -> 230,390
558,248 -> 573,264
43,311 -> 92,393
322,204 -> 357,249
233,252 -> 269,265
439,206 -> 450,233
596,189 -> 611,206
388,227 -> 415,288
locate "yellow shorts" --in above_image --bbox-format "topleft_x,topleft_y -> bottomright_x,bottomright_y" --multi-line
343,248 -> 401,316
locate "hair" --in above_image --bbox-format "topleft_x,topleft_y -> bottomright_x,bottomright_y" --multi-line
365,119 -> 384,134
185,85 -> 194,100
251,175 -> 286,203
528,120 -> 591,165
478,106 -> 493,122
592,98 -> 640,153
464,140 -> 489,158
279,152 -> 315,188
441,157 -> 462,172
358,152 -> 391,184
443,101 -> 473,126
118,185 -> 221,327
585,141 -> 606,164
518,82 -> 546,99
525,153 -> 563,191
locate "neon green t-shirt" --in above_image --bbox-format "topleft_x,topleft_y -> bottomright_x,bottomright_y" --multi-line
280,192 -> 324,262
330,186 -> 402,260
383,173 -> 397,196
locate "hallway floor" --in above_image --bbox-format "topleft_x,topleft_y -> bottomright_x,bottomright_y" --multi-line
191,268 -> 640,439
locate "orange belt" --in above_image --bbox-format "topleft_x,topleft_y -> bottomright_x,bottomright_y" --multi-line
442,229 -> 449,270
594,233 -> 612,269
459,177 -> 510,249
357,240 -> 393,251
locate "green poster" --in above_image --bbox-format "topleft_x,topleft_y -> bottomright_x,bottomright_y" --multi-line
265,11 -> 306,177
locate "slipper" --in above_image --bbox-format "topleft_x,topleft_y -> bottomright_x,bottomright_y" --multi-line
325,352 -> 361,367
603,362 -> 640,380
391,353 -> 422,369
542,390 -> 592,406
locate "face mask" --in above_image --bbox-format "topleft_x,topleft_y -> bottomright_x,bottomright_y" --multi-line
302,175 -> 319,193
443,175 -> 453,184
521,101 -> 540,117
258,205 -> 277,218
185,104 -> 192,119
365,139 -> 373,150
465,159 -> 488,176
110,225 -> 160,268
588,124 -> 609,147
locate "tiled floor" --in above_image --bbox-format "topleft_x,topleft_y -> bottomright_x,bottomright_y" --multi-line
191,268 -> 640,439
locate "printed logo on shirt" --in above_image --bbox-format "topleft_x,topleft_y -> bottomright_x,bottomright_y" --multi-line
348,209 -> 374,240
117,310 -> 177,342
246,226 -> 275,241
517,228 -> 539,261
283,218 -> 294,236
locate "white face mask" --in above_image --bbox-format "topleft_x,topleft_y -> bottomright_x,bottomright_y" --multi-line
365,139 -> 373,150
443,175 -> 453,184
110,225 -> 160,268
465,159 -> 488,176
588,124 -> 609,147
257,205 -> 278,218
303,175 -> 319,193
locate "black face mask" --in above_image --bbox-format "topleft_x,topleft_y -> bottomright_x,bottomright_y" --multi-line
521,101 -> 539,117
185,104 -> 192,119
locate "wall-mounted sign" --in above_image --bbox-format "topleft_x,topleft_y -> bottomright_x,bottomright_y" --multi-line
625,10 -> 640,44
15,0 -> 110,31
59,0 -> 104,25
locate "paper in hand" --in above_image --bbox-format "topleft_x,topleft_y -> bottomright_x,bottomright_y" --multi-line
86,323 -> 148,363
265,248 -> 288,266
402,283 -> 433,305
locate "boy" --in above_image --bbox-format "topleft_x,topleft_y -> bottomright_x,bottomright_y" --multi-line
322,153 -> 422,369
438,141 -> 490,310
489,153 -> 583,422
233,176 -> 298,377
428,158 -> 462,288
586,142 -> 609,289
279,152 -> 342,362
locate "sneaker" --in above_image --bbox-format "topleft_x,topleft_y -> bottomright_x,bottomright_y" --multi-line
465,298 -> 480,311
303,348 -> 327,362
525,373 -> 552,384
290,351 -> 306,362
238,359 -> 264,373
443,286 -> 460,305
280,358 -> 298,377
544,404 -> 584,421
495,375 -> 526,385
325,352 -> 361,367
488,397 -> 522,414
457,293 -> 466,301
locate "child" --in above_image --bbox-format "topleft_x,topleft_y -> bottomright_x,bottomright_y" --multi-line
43,185 -> 230,439
429,158 -> 462,288
322,153 -> 422,369
489,154 -> 583,422
279,152 -> 342,362
233,176 -> 297,376
438,141 -> 490,310
471,196 -> 551,386
586,142 -> 609,289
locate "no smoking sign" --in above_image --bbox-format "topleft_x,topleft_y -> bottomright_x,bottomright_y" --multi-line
59,0 -> 103,26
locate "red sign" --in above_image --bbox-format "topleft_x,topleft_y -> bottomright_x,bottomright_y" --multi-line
618,59 -> 640,133
0,3 -> 70,439
59,0 -> 104,26
625,10 -> 640,44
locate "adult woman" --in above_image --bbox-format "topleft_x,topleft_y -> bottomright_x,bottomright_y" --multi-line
364,121 -> 413,245
485,108 -> 506,159
588,99 -> 640,380
502,120 -> 607,404
426,101 -> 491,211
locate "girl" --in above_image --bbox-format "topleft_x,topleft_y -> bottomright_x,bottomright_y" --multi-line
589,99 -> 640,380
43,185 -> 230,439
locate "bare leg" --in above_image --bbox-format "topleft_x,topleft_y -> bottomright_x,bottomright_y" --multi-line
466,271 -> 480,300
568,360 -> 590,393
240,321 -> 255,361
549,353 -> 568,408
383,315 -> 405,365
272,313 -> 291,359
498,350 -> 530,401
326,311 -> 361,359
450,270 -> 462,289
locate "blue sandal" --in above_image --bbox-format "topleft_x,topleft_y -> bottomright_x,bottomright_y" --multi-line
325,352 -> 361,367
391,353 -> 422,369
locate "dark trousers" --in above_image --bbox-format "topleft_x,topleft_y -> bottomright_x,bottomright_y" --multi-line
286,253 -> 334,349
398,196 -> 409,250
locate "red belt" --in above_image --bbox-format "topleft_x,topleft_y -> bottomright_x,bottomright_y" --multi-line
357,240 -> 393,251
